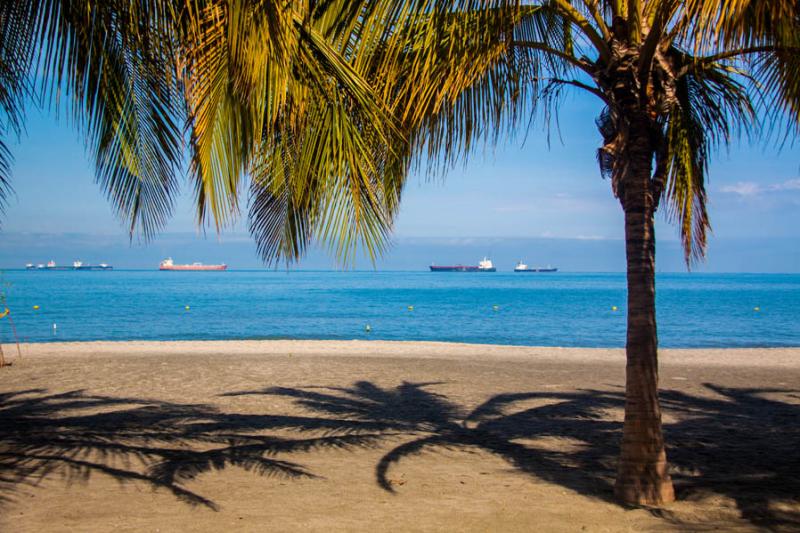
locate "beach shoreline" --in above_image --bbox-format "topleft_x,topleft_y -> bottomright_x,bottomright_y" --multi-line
4,338 -> 799,367
2,340 -> 799,531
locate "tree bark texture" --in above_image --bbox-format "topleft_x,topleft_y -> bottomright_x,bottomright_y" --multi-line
613,117 -> 675,505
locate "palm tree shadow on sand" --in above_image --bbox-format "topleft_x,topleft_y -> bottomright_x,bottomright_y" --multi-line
225,380 -> 800,530
1,380 -> 799,529
0,388 -> 385,511
228,382 -> 622,496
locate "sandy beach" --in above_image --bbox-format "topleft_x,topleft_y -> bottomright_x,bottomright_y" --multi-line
1,340 -> 798,532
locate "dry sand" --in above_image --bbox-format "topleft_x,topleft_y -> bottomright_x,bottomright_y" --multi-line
1,340 -> 798,532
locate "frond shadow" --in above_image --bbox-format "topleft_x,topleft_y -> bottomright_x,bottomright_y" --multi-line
228,381 -> 624,498
0,388 -> 385,510
231,379 -> 800,530
3,378 -> 798,530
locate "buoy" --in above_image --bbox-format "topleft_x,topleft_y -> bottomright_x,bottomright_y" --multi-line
407,305 -> 414,311
185,305 -> 190,311
365,324 -> 372,332
611,306 -> 618,311
754,307 -> 760,312
492,305 -> 500,311
0,308 -> 8,319
52,323 -> 57,331
32,305 -> 40,310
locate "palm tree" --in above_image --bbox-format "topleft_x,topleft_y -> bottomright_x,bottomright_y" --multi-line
1,0 -> 798,506
379,1 -> 800,505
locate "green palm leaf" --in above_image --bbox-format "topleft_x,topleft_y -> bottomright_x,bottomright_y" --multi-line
33,0 -> 184,237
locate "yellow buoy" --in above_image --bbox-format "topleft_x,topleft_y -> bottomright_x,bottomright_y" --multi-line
0,308 -> 8,319
611,306 -> 618,311
185,305 -> 190,311
33,305 -> 40,310
492,305 -> 500,311
407,305 -> 414,311
754,307 -> 760,312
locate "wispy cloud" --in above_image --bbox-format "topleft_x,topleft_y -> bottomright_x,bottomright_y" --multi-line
775,179 -> 800,191
720,182 -> 761,196
721,178 -> 800,197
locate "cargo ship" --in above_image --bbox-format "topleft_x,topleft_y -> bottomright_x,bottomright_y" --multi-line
45,260 -> 70,271
159,258 -> 227,271
514,261 -> 558,273
73,261 -> 113,271
430,257 -> 496,272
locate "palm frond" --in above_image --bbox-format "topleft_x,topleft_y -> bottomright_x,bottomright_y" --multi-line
183,1 -> 407,263
387,3 -> 573,174
683,0 -> 800,135
0,0 -> 37,220
33,0 -> 184,238
663,55 -> 755,264
183,0 -> 297,230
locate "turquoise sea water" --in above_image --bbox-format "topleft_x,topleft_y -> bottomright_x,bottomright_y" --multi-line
0,271 -> 797,347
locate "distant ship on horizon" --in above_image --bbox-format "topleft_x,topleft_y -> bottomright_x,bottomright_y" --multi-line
26,260 -> 112,271
514,261 -> 558,273
430,257 -> 496,272
72,260 -> 113,271
159,258 -> 227,271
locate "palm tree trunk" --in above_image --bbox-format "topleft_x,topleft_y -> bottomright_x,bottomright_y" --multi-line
613,124 -> 675,505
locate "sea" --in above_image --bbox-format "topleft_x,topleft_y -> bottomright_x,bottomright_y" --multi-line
0,271 -> 797,347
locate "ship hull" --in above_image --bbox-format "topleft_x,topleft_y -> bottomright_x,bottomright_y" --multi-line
429,266 -> 496,272
514,268 -> 558,273
76,266 -> 114,271
160,265 -> 227,271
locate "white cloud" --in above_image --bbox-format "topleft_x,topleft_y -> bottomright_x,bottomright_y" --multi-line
773,178 -> 800,191
720,181 -> 761,196
721,178 -> 800,197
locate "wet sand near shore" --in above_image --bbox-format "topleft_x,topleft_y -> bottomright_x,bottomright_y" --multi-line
1,341 -> 798,532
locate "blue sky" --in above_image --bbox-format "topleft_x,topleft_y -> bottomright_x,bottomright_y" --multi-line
1,92 -> 799,271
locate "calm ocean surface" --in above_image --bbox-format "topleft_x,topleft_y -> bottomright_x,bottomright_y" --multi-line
0,271 -> 797,347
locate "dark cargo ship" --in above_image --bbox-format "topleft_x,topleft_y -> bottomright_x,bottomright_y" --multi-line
430,257 -> 496,272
